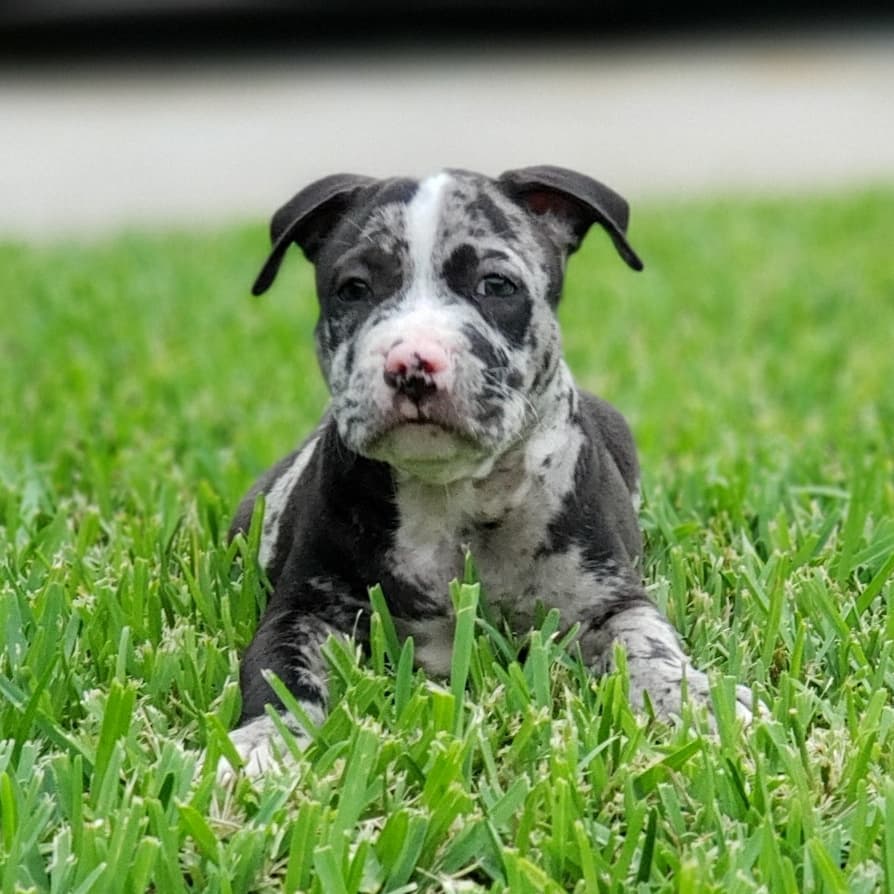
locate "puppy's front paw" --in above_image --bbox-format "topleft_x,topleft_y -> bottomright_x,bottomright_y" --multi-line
215,714 -> 307,785
627,658 -> 703,721
627,656 -> 763,729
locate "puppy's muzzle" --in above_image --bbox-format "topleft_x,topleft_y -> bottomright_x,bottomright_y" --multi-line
383,338 -> 452,410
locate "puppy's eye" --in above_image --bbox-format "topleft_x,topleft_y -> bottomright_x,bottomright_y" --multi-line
337,278 -> 372,302
475,274 -> 517,299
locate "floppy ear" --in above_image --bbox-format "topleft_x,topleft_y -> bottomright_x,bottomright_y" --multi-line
252,173 -> 376,295
499,165 -> 643,271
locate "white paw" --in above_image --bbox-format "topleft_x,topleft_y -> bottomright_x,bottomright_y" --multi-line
628,660 -> 764,729
627,659 -> 709,721
215,714 -> 308,785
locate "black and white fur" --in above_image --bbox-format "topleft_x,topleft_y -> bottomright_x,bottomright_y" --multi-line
220,166 -> 753,778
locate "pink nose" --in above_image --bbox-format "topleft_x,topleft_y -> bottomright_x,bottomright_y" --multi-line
383,338 -> 449,379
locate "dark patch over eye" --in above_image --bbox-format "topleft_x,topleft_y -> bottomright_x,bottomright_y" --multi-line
337,277 -> 373,302
326,246 -> 404,309
475,274 -> 517,298
446,243 -> 532,347
443,244 -> 478,296
444,244 -> 518,300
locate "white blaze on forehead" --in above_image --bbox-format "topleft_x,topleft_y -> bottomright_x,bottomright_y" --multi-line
405,172 -> 451,297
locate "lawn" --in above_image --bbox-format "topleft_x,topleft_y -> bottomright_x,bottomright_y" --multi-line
1,185 -> 893,893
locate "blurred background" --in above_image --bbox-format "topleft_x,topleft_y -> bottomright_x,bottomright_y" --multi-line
2,1 -> 893,239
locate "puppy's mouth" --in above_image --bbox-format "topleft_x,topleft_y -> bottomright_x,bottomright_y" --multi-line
379,393 -> 474,438
370,416 -> 477,454
363,410 -> 492,483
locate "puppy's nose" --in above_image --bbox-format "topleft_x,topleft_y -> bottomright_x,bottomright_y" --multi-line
383,339 -> 449,402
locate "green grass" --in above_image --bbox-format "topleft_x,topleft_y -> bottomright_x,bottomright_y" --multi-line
1,185 -> 893,892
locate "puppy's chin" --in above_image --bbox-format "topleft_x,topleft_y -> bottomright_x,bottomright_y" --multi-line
363,422 -> 496,484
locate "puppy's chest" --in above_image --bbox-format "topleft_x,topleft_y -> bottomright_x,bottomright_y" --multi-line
388,474 -> 587,625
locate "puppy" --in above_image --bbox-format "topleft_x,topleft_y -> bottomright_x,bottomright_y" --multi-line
220,166 -> 753,777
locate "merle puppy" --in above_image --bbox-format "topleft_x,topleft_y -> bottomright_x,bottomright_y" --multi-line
220,165 -> 753,778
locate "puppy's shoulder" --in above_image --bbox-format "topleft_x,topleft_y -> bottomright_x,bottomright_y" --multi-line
576,390 -> 639,496
228,416 -> 332,542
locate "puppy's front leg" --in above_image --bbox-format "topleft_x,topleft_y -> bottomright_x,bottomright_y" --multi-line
217,608 -> 340,782
578,590 -> 754,724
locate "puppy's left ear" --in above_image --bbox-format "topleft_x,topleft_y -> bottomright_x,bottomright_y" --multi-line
252,173 -> 376,296
499,165 -> 643,271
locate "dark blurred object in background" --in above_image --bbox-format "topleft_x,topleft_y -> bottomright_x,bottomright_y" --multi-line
3,2 -> 892,238
3,0 -> 893,66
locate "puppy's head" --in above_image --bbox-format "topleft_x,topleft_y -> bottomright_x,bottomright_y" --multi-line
253,166 -> 642,483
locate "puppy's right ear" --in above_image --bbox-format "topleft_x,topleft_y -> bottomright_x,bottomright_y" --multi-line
252,174 -> 375,296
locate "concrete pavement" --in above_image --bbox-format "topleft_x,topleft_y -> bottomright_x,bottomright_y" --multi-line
2,28 -> 893,239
